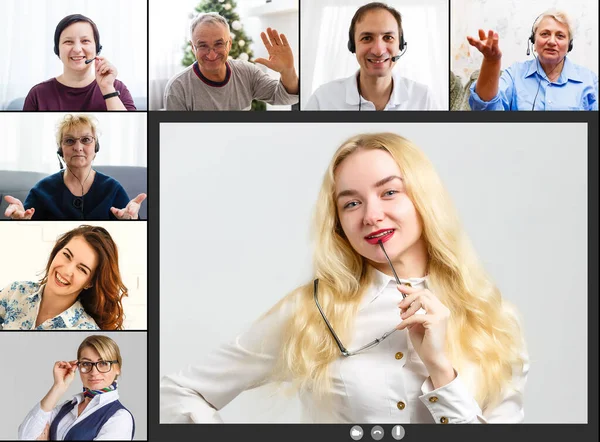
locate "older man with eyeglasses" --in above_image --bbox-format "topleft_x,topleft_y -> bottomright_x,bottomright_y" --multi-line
164,12 -> 299,111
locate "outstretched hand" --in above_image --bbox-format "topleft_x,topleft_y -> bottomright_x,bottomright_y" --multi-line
254,28 -> 295,74
4,195 -> 34,219
467,29 -> 502,61
111,193 -> 147,220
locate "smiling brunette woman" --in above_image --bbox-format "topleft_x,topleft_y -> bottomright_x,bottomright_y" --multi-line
162,133 -> 528,424
0,225 -> 128,330
18,335 -> 135,440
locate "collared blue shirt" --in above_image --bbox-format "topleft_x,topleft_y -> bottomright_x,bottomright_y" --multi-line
469,57 -> 598,111
0,281 -> 99,330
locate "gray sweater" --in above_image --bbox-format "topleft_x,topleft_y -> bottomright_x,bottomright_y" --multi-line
164,60 -> 298,110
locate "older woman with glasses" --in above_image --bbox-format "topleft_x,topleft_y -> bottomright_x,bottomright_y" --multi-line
3,114 -> 146,220
160,133 -> 529,424
18,335 -> 135,440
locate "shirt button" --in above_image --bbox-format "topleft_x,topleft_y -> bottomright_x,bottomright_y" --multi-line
440,417 -> 448,424
429,396 -> 438,403
397,401 -> 406,410
395,352 -> 404,360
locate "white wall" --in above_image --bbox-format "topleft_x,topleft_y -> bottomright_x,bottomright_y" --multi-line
0,112 -> 147,173
0,221 -> 147,330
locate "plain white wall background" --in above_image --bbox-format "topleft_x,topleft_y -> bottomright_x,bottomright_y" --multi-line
159,122 -> 587,423
301,0 -> 449,109
0,0 -> 148,108
0,221 -> 147,330
451,0 -> 599,82
0,112 -> 147,173
0,331 -> 147,440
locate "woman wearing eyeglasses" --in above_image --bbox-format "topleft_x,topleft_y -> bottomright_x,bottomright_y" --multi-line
3,113 -> 146,221
0,225 -> 127,330
18,335 -> 135,440
161,133 -> 528,424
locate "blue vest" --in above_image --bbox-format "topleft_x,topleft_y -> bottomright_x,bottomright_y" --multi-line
49,398 -> 135,440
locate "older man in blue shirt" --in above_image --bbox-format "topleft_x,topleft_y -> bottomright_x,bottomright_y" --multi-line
467,9 -> 597,111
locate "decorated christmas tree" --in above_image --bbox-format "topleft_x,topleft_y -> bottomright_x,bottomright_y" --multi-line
183,0 -> 266,110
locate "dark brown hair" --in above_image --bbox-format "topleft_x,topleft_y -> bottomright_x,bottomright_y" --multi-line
348,2 -> 403,52
40,225 -> 127,330
53,14 -> 102,57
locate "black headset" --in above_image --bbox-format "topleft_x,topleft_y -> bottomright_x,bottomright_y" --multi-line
527,13 -> 573,55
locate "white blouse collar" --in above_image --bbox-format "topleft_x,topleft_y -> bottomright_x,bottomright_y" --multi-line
359,267 -> 429,310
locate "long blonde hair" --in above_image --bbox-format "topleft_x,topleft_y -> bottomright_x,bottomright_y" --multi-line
267,133 -> 525,410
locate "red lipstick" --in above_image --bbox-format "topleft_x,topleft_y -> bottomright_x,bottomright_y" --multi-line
364,229 -> 395,245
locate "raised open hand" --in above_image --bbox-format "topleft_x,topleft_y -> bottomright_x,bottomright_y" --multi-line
254,28 -> 295,74
467,29 -> 502,61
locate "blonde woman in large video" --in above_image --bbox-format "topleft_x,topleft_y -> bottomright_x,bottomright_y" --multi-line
160,133 -> 528,423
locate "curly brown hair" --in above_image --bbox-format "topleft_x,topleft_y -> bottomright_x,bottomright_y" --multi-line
40,225 -> 128,330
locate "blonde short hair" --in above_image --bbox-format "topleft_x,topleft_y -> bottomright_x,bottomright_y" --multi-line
55,114 -> 99,146
77,335 -> 123,377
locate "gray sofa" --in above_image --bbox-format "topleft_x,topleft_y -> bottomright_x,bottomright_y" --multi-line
0,166 -> 147,219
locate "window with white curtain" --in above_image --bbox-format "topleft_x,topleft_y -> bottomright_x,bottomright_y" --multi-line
0,113 -> 147,172
0,0 -> 148,109
301,0 -> 449,109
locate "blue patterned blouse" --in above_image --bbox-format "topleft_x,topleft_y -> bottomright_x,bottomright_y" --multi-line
0,281 -> 99,330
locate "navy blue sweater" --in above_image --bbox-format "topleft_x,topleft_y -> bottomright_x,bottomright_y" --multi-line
24,171 -> 130,220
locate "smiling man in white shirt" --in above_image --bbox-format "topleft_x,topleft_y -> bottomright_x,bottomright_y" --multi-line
305,2 -> 438,111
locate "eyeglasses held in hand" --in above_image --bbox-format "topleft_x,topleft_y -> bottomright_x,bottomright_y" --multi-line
77,360 -> 118,373
313,240 -> 409,357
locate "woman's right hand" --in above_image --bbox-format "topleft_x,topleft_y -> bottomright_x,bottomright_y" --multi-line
52,360 -> 78,390
3,195 -> 35,219
467,29 -> 502,61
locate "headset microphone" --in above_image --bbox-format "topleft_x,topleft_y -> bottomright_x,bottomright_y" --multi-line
390,42 -> 408,62
84,45 -> 102,64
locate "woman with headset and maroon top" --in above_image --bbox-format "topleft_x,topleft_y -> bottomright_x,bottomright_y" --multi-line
23,14 -> 136,111
3,114 -> 146,220
467,8 -> 598,110
18,335 -> 135,440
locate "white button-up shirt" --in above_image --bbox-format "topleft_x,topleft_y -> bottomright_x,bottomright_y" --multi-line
161,269 -> 528,423
304,70 -> 440,110
18,390 -> 134,440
